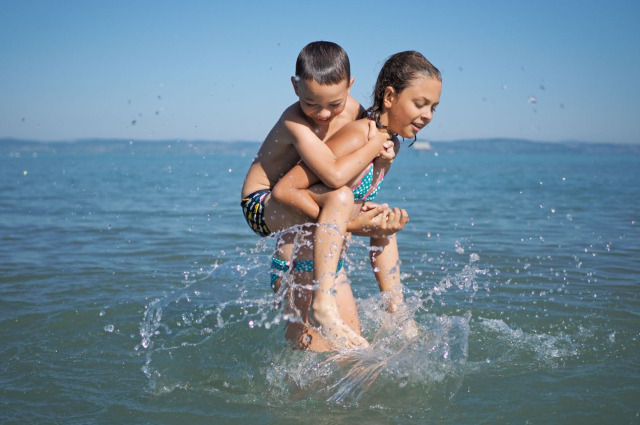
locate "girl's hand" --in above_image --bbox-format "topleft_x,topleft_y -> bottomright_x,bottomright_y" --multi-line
370,207 -> 409,237
360,201 -> 388,212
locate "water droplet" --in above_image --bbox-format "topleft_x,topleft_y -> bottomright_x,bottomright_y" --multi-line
470,253 -> 480,263
540,84 -> 545,90
399,378 -> 408,388
131,120 -> 137,126
527,96 -> 537,104
501,84 -> 508,90
228,168 -> 232,172
23,170 -> 27,176
99,310 -> 105,316
104,325 -> 114,333
248,320 -> 255,328
454,241 -> 464,254
566,214 -> 573,221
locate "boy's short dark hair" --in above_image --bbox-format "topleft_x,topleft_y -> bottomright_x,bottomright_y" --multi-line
295,41 -> 350,85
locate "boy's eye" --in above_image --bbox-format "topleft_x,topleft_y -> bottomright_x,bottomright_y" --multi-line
330,104 -> 341,108
305,102 -> 316,107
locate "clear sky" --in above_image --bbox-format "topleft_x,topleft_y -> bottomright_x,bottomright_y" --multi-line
1,0 -> 639,144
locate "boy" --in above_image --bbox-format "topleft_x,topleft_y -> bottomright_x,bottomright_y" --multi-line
240,42 -> 406,349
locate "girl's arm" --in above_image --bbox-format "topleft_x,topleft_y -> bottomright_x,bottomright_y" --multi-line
285,118 -> 388,188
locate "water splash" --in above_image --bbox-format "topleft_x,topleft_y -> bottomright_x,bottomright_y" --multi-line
137,227 -> 487,406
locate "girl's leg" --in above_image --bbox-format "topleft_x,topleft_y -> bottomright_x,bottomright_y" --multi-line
370,234 -> 404,311
370,234 -> 418,337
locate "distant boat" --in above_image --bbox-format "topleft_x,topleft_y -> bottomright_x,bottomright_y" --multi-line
412,141 -> 432,150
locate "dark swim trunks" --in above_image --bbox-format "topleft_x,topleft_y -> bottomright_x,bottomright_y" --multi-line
240,189 -> 271,237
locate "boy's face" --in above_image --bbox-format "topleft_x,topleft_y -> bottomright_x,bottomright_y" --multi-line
292,77 -> 353,126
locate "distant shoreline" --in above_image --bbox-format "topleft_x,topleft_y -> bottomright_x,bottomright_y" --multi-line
1,137 -> 639,155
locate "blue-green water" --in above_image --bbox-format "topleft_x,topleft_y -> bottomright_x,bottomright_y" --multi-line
1,145 -> 639,424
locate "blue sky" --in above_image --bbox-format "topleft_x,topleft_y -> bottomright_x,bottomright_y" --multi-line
1,0 -> 638,144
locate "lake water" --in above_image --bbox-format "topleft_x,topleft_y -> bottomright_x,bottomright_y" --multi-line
1,143 -> 639,424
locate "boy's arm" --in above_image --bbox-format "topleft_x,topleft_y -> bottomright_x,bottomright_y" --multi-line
285,118 -> 388,188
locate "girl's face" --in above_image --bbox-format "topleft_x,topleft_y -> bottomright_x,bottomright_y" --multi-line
384,76 -> 442,139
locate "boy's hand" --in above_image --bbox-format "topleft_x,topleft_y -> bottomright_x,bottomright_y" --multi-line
366,120 -> 395,164
376,142 -> 396,164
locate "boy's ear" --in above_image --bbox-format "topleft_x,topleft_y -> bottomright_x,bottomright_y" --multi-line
383,86 -> 396,109
291,76 -> 299,96
347,77 -> 354,92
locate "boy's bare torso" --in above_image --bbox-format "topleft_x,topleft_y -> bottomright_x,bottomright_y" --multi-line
241,96 -> 362,198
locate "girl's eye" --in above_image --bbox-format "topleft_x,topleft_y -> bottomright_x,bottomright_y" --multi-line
431,107 -> 437,113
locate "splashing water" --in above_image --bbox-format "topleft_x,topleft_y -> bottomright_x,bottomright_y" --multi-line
137,225 -> 488,407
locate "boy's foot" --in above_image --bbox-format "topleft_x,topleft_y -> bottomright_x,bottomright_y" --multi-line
309,301 -> 369,350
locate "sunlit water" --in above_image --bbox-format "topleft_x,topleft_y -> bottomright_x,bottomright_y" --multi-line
1,144 -> 639,423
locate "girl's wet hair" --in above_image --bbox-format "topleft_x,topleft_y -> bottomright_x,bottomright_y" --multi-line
295,41 -> 351,85
366,51 -> 441,143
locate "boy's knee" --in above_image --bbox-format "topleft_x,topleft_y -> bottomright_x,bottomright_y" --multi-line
271,184 -> 291,205
330,186 -> 354,206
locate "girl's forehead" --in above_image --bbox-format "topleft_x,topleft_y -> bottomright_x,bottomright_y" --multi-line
403,76 -> 442,98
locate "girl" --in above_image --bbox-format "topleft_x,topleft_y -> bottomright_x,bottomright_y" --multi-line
271,50 -> 442,351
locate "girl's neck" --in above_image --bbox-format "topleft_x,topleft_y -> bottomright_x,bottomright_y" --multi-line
378,112 -> 396,139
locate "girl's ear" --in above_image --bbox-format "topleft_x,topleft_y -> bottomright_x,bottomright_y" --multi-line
383,86 -> 396,109
291,76 -> 299,96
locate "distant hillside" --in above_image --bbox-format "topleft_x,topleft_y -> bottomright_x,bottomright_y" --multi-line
1,137 -> 638,155
428,138 -> 640,154
0,139 -> 260,155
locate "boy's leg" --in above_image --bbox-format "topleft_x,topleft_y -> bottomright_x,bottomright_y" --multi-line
305,186 -> 368,348
266,183 -> 367,348
275,233 -> 363,351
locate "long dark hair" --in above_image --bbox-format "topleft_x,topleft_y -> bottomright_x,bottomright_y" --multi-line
365,51 -> 441,144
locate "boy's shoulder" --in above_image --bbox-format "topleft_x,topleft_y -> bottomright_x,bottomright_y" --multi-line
344,95 -> 365,121
281,102 -> 309,127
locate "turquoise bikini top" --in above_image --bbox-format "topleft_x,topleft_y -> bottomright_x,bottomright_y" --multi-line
351,163 -> 385,202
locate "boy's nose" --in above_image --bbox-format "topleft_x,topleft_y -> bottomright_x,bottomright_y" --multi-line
318,109 -> 331,119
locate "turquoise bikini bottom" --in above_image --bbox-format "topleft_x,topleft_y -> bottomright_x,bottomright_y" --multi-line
270,257 -> 345,289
